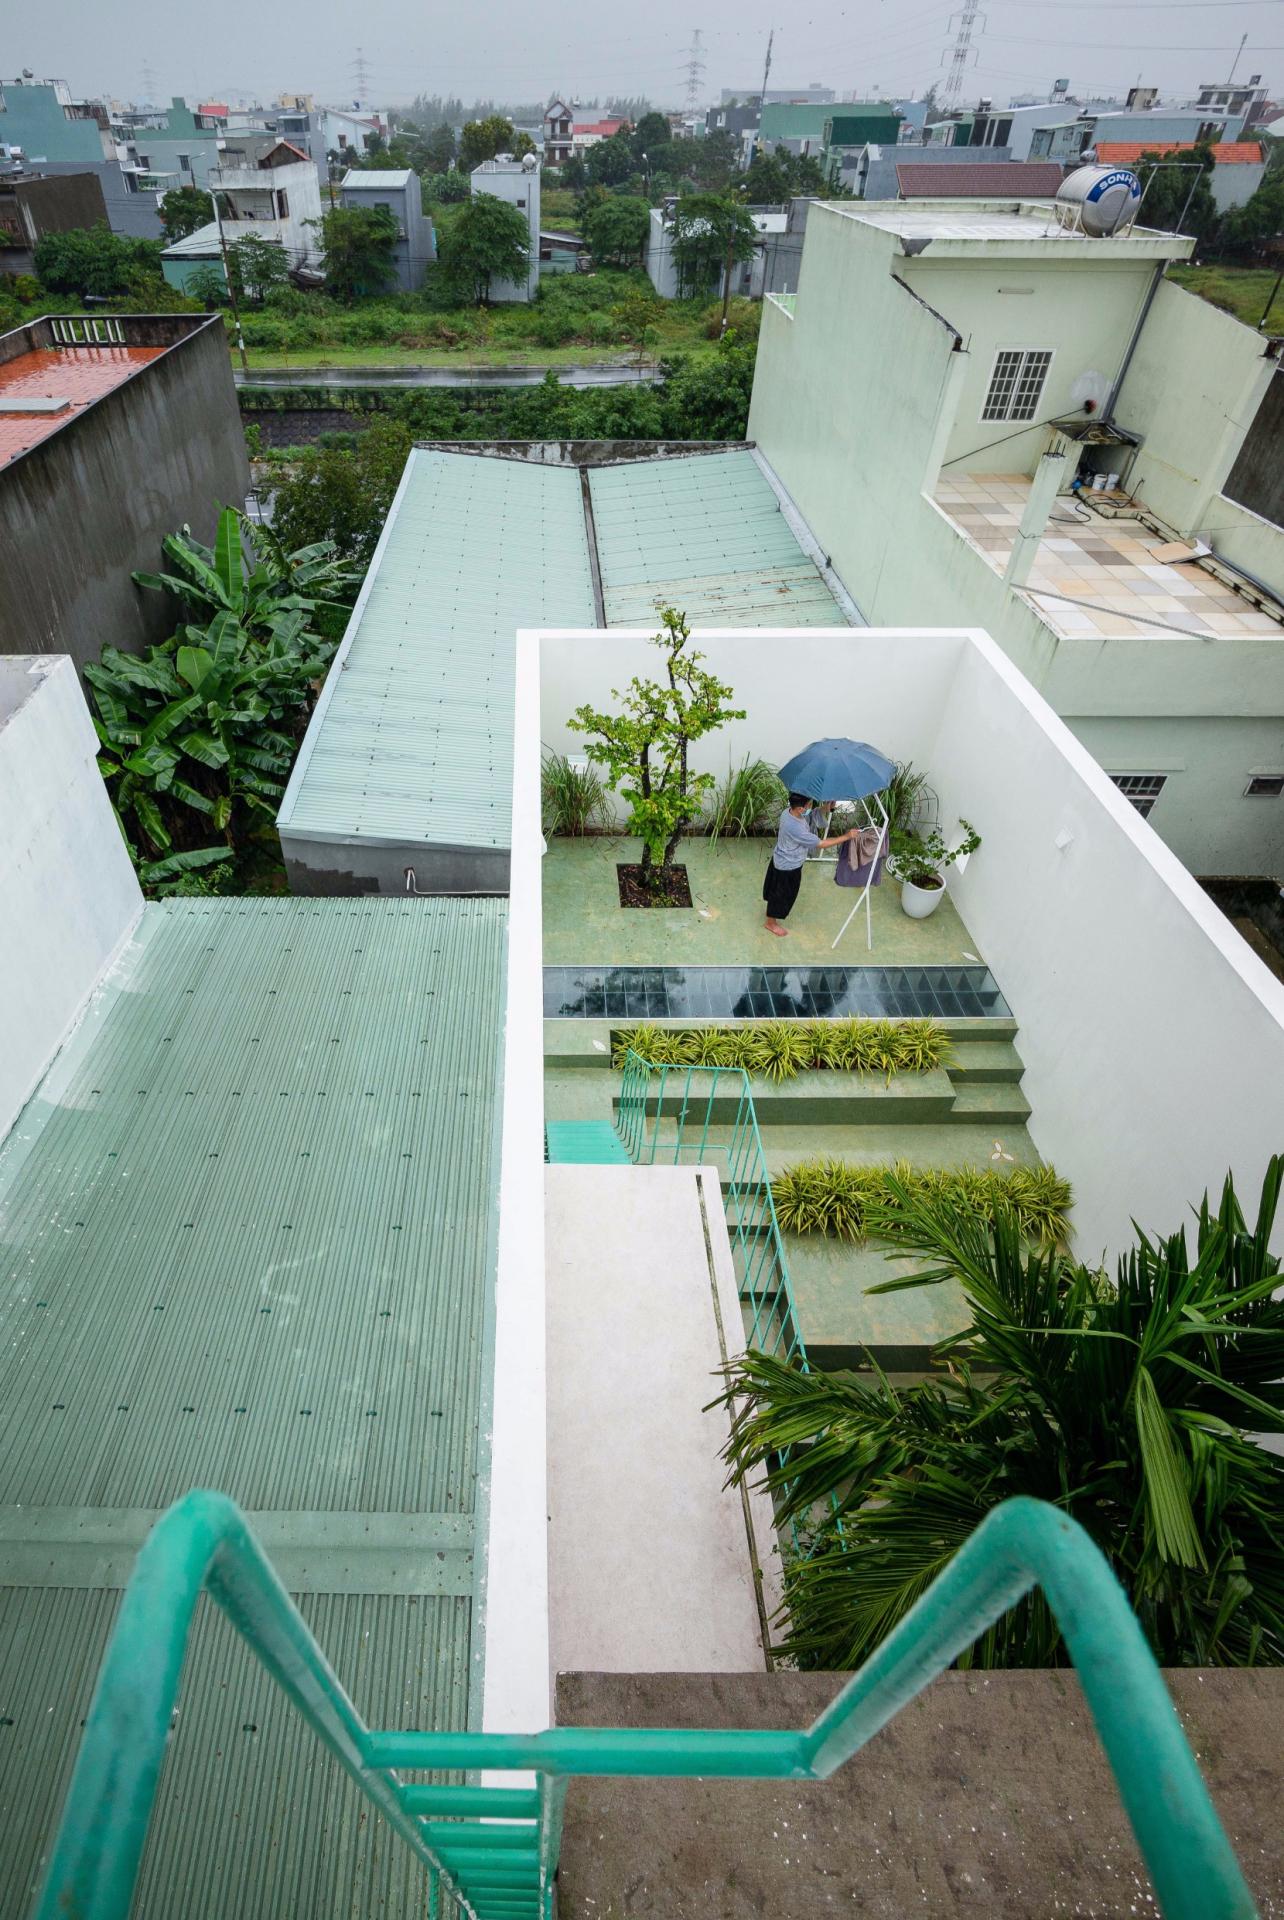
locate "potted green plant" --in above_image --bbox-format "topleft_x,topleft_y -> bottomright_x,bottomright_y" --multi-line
886,818 -> 981,919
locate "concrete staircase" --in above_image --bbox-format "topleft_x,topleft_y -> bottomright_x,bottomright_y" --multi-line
543,1018 -> 1042,1369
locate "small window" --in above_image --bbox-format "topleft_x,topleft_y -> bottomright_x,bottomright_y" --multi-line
1111,773 -> 1167,817
276,189 -> 289,217
178,152 -> 190,169
982,348 -> 1054,423
1246,774 -> 1284,798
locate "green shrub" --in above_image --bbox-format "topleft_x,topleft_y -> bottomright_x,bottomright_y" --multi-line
705,757 -> 786,839
770,1158 -> 1073,1249
613,1018 -> 952,1083
541,751 -> 613,835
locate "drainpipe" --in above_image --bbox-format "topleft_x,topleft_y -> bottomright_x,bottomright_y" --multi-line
1004,433 -> 1081,588
1103,260 -> 1165,424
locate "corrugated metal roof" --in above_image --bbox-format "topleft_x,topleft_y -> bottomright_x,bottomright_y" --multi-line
590,450 -> 847,628
279,450 -> 595,850
1093,140 -> 1263,165
0,897 -> 505,1914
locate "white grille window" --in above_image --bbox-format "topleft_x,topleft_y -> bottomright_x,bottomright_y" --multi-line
982,348 -> 1054,423
1111,773 -> 1167,817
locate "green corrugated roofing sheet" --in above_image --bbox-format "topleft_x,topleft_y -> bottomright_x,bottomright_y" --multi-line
0,896 -> 506,1917
590,450 -> 847,628
278,450 -> 596,852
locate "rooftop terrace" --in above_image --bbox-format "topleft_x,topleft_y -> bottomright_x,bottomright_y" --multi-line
0,342 -> 165,465
0,895 -> 506,1915
936,472 -> 1284,639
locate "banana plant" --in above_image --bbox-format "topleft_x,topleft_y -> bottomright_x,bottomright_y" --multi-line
87,610 -> 333,857
132,507 -> 358,640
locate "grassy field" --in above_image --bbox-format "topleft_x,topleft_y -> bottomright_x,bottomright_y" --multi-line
240,340 -> 655,371
1167,263 -> 1283,330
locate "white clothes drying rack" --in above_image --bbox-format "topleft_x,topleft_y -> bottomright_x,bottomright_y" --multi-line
813,791 -> 890,952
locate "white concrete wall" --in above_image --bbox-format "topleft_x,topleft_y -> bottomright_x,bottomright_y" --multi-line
470,160 -> 540,301
1116,278 -> 1281,595
0,658 -> 142,1142
535,626 -> 1284,1257
545,1165 -> 774,1676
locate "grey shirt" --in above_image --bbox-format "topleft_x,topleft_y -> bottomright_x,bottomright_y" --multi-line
772,808 -> 821,871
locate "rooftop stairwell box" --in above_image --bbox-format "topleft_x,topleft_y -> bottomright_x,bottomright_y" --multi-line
531,623 -> 1284,1254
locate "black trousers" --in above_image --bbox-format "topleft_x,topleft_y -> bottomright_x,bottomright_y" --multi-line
762,860 -> 803,920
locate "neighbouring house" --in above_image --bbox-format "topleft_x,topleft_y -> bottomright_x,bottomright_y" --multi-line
1030,106 -> 1243,165
721,83 -> 834,105
1091,140 -> 1268,213
571,116 -> 627,154
0,312 -> 248,668
842,142 -> 1016,198
339,167 -> 435,290
160,141 -> 323,290
0,169 -> 108,272
0,74 -> 168,237
543,99 -> 574,167
749,195 -> 1284,877
469,154 -> 540,301
818,106 -> 904,182
109,95 -> 222,192
1191,72 -> 1275,132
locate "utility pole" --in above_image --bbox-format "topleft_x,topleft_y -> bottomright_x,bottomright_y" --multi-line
720,185 -> 745,335
210,171 -> 248,375
757,28 -> 774,113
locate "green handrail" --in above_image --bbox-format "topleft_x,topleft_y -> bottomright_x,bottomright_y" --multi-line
34,1492 -> 1257,1920
616,1048 -> 806,1364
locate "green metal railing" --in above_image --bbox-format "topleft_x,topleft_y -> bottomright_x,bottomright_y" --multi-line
616,1050 -> 805,1364
34,1492 -> 1257,1920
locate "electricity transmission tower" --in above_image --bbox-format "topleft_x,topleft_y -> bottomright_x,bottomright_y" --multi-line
940,3 -> 985,107
684,29 -> 706,115
352,48 -> 372,103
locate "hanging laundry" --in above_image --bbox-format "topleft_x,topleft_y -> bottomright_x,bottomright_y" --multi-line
836,824 -> 885,889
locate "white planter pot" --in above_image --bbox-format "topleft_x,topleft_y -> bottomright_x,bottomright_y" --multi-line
901,875 -> 946,919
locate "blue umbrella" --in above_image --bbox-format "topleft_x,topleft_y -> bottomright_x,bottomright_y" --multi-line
777,738 -> 895,803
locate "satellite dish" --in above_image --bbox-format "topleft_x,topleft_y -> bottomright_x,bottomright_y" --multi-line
1070,369 -> 1111,416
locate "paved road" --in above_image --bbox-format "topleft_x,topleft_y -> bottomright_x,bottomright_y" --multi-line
235,361 -> 659,390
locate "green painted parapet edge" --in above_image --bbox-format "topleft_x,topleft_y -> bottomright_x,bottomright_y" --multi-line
34,1492 -> 1256,1920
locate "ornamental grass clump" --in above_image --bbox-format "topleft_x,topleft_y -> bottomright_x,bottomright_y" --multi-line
770,1158 -> 1073,1250
612,1019 -> 951,1082
716,1157 -> 1284,1672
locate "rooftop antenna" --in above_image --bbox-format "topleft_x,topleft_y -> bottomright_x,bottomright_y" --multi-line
1225,32 -> 1247,85
684,28 -> 706,117
352,47 -> 372,104
940,2 -> 985,108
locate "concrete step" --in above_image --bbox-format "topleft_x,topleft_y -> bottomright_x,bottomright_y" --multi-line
945,1038 -> 1026,1084
617,1066 -> 959,1128
947,1080 -> 1033,1125
546,1120 -> 631,1165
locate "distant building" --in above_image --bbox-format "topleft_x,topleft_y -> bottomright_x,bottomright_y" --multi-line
109,96 -> 221,191
844,141 -> 1015,198
0,312 -> 248,669
1030,106 -> 1243,165
544,100 -> 574,166
339,168 -> 435,290
720,84 -> 834,105
160,142 -> 324,291
895,159 -> 1065,198
1091,140 -> 1268,213
705,103 -> 760,146
470,154 -> 540,301
571,117 -> 627,153
1192,73 -> 1274,131
0,170 -> 108,272
646,201 -> 793,301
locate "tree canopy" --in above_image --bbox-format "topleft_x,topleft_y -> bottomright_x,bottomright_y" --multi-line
582,195 -> 650,268
33,224 -> 164,299
271,416 -> 415,569
459,114 -> 516,172
1135,143 -> 1220,244
316,204 -> 399,303
671,192 -> 758,296
158,185 -> 214,243
585,130 -> 637,188
435,192 -> 531,303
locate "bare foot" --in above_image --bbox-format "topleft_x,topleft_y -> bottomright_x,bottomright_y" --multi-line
764,920 -> 789,937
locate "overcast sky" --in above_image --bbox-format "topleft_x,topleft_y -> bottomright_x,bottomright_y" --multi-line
11,0 -> 1281,114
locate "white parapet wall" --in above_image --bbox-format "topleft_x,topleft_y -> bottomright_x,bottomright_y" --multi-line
532,625 -> 1284,1256
0,657 -> 142,1141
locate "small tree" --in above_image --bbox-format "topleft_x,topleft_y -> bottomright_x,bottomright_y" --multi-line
437,193 -> 531,303
585,131 -> 637,188
421,122 -> 457,172
158,184 -> 214,242
570,607 -> 745,885
583,194 -> 651,267
612,285 -> 660,367
228,233 -> 289,304
459,114 -> 516,172
315,204 -> 398,302
671,192 -> 757,297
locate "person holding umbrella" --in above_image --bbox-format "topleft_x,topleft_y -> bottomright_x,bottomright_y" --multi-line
763,793 -> 859,936
764,739 -> 897,939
